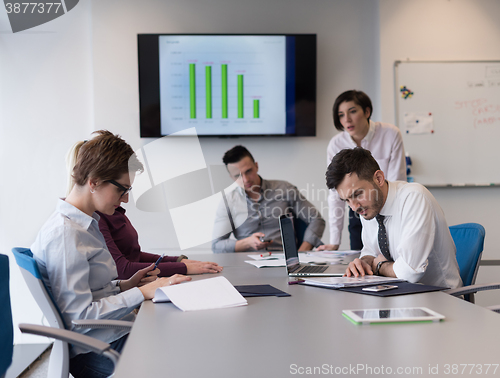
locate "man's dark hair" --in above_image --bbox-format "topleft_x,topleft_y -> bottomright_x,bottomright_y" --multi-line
326,148 -> 381,190
332,90 -> 373,131
222,145 -> 255,165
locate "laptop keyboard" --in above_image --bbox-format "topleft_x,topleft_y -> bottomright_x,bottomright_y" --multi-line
295,265 -> 328,274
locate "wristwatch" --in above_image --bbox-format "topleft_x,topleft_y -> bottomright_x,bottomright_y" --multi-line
375,260 -> 390,276
176,255 -> 188,262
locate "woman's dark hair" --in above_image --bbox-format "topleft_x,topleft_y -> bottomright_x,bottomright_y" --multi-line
326,147 -> 380,190
332,90 -> 373,131
72,130 -> 143,186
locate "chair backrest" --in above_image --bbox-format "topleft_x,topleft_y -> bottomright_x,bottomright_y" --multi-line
0,254 -> 14,378
12,247 -> 70,378
449,223 -> 485,287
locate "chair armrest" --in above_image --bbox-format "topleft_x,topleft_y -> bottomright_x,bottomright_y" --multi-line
445,283 -> 500,297
19,323 -> 120,366
486,305 -> 500,314
72,319 -> 133,331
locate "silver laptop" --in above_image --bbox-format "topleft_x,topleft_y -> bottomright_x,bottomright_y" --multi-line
279,215 -> 346,277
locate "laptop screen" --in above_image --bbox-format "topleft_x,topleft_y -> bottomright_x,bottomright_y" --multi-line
279,216 -> 301,273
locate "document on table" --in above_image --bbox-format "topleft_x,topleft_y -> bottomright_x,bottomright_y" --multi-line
302,276 -> 404,289
245,252 -> 344,268
153,276 -> 248,311
246,253 -> 285,260
245,259 -> 286,268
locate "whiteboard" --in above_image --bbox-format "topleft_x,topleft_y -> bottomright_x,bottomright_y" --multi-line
395,61 -> 500,186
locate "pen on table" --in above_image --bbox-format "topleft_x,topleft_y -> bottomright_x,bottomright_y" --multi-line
260,252 -> 272,257
288,279 -> 305,285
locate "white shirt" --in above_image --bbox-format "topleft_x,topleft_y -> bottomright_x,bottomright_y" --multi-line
360,181 -> 462,289
31,199 -> 144,357
327,120 -> 406,245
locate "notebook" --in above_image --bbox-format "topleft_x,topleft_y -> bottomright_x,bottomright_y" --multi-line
279,215 -> 346,277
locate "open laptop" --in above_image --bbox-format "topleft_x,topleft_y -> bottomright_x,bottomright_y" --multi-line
279,215 -> 346,277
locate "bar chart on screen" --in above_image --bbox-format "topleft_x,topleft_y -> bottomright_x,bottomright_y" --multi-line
159,35 -> 287,136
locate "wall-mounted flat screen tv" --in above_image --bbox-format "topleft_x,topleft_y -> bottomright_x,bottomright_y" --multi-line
138,34 -> 316,137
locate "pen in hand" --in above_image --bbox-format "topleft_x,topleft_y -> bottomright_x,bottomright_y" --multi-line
147,253 -> 165,276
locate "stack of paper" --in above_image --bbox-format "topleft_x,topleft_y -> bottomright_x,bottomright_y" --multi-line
153,276 -> 248,311
302,276 -> 403,289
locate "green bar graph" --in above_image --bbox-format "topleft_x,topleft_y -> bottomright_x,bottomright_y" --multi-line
205,66 -> 212,119
189,64 -> 196,119
237,74 -> 244,118
221,64 -> 228,118
253,99 -> 259,118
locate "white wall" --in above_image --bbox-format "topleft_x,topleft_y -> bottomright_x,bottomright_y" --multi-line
0,1 -> 94,343
90,0 -> 381,252
379,0 -> 500,306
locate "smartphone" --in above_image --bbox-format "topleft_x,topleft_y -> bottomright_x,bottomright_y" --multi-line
362,284 -> 398,292
259,237 -> 272,243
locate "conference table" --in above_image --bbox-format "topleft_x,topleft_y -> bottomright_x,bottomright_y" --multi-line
114,253 -> 500,378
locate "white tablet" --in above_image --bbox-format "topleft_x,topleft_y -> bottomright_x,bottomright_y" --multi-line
343,307 -> 445,324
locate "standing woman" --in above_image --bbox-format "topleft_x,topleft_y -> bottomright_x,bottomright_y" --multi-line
32,130 -> 191,378
320,90 -> 406,251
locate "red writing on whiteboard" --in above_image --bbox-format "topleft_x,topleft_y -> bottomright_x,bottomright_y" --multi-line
472,104 -> 500,116
474,116 -> 500,128
454,98 -> 488,109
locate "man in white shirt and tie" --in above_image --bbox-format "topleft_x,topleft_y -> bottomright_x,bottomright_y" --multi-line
326,147 -> 462,289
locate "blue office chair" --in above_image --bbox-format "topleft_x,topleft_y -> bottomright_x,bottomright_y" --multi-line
445,223 -> 500,307
0,254 -> 14,378
451,223 -> 485,288
12,247 -> 132,378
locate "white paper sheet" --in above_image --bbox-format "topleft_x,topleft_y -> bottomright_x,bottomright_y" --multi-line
153,276 -> 247,311
404,112 -> 434,134
244,259 -> 286,268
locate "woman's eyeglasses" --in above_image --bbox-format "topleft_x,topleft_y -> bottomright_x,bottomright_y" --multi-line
106,180 -> 132,197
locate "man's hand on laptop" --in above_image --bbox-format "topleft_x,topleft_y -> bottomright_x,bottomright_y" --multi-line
235,232 -> 272,251
344,256 -> 374,277
315,244 -> 339,251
